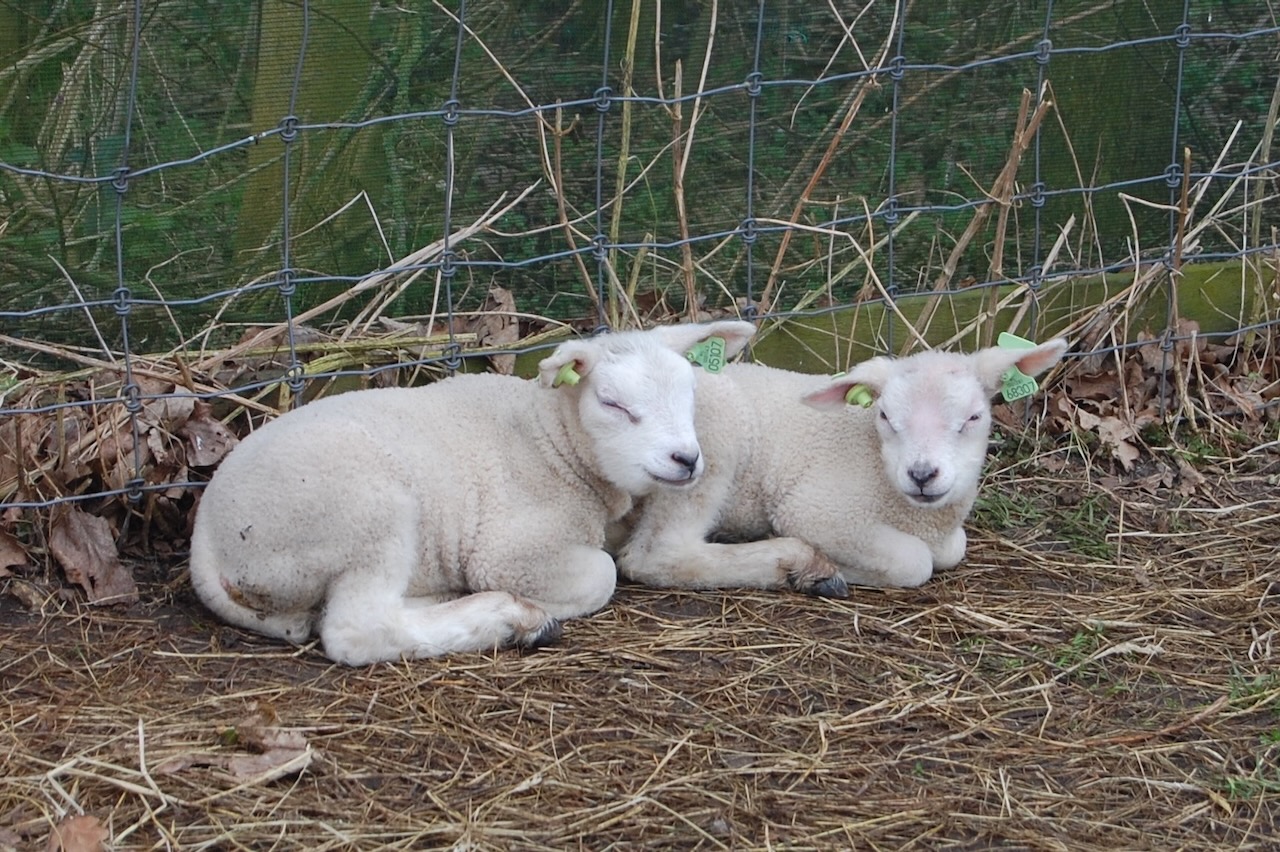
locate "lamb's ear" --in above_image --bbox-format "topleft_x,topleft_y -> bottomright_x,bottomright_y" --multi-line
801,356 -> 894,411
971,337 -> 1069,397
651,319 -> 758,360
538,339 -> 597,389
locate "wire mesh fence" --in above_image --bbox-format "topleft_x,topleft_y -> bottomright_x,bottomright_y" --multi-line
1,0 -> 1278,512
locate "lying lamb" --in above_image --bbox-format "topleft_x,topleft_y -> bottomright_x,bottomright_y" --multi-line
189,319 -> 757,665
617,336 -> 1068,591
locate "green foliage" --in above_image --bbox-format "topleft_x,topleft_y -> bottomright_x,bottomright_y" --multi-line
1,1 -> 1276,352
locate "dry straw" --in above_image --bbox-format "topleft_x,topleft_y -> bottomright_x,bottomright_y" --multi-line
4,452 -> 1280,849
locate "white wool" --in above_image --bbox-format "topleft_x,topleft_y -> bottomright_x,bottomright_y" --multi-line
618,339 -> 1068,592
189,320 -> 756,665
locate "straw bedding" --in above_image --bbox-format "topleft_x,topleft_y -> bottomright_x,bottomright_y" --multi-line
4,450 -> 1278,851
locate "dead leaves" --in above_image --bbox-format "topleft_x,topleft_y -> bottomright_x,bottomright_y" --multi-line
44,816 -> 108,852
1047,318 -> 1278,476
48,507 -> 138,605
0,527 -> 27,575
2,372 -> 239,505
466,285 -> 520,375
153,704 -> 315,784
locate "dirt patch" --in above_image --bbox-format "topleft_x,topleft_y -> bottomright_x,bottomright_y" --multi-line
3,456 -> 1279,850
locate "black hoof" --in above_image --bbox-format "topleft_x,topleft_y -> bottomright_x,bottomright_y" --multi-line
809,574 -> 849,599
520,618 -> 563,650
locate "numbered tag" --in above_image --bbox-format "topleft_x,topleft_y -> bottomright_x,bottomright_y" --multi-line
686,336 -> 727,373
997,331 -> 1038,402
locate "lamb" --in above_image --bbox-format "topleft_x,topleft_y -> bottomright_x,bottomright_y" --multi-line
188,319 -> 758,666
617,337 -> 1068,591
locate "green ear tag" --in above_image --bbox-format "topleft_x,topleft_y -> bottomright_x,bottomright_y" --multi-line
686,336 -> 727,373
997,331 -> 1038,402
844,384 -> 874,408
553,363 -> 581,387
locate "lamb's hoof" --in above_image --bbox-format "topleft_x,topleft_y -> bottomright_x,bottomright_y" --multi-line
518,618 -> 563,650
809,573 -> 849,599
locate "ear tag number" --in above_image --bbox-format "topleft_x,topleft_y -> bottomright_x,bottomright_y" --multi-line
553,363 -> 581,387
686,336 -> 726,373
997,331 -> 1039,402
844,384 -> 874,408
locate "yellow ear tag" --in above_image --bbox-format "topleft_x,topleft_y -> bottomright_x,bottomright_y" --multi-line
685,336 -> 726,373
844,384 -> 874,408
997,331 -> 1039,402
553,363 -> 581,387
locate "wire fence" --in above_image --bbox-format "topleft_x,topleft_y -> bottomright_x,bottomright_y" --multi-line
1,0 -> 1278,512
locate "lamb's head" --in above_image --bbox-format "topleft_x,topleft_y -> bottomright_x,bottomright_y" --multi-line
803,338 -> 1068,508
538,320 -> 757,495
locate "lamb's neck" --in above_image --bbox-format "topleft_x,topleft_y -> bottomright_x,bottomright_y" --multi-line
536,395 -> 634,521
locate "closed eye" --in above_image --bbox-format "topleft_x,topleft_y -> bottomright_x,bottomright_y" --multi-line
960,412 -> 983,431
600,397 -> 639,423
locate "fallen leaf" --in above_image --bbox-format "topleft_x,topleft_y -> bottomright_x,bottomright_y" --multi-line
48,508 -> 138,605
179,402 -> 239,467
140,396 -> 195,431
1095,415 -> 1142,471
469,285 -> 519,375
44,814 -> 108,852
1175,457 -> 1207,497
1065,369 -> 1124,401
7,578 -> 48,610
0,527 -> 28,572
222,746 -> 314,782
154,704 -> 314,783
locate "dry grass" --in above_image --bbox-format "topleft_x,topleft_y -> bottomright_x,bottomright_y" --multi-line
4,450 -> 1279,850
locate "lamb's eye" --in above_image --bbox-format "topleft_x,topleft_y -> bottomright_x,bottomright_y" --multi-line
960,412 -> 983,432
600,397 -> 638,422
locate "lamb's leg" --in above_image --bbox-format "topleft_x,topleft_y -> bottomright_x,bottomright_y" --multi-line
510,545 -> 619,620
620,517 -> 847,597
933,527 -> 967,571
822,523 -> 935,589
319,578 -> 559,666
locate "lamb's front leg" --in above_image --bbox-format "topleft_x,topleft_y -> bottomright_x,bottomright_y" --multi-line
619,509 -> 847,597
320,575 -> 561,666
821,523 -> 937,589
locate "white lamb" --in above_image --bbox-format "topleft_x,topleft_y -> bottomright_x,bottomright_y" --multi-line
189,320 -> 757,666
617,338 -> 1068,591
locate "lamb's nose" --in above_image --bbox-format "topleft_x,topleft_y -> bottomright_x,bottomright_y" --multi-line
671,450 -> 700,473
908,465 -> 938,489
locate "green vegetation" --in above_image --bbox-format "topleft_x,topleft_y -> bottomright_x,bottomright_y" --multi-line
1,1 -> 1276,356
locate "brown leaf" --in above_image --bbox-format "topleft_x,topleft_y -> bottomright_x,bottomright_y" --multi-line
1065,369 -> 1123,401
155,704 -> 314,783
222,746 -> 313,782
0,527 -> 28,572
8,578 -> 49,610
469,285 -> 519,375
179,401 -> 239,467
1176,457 -> 1207,498
44,815 -> 108,852
1095,415 -> 1142,471
48,508 -> 138,605
140,396 -> 195,431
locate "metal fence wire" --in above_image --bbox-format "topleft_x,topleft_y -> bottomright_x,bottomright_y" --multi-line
1,0 -> 1279,512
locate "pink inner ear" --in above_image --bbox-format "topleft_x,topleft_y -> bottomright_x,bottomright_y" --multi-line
803,382 -> 861,410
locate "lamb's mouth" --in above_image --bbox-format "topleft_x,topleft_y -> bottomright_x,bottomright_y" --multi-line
650,471 -> 699,486
907,491 -> 945,506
